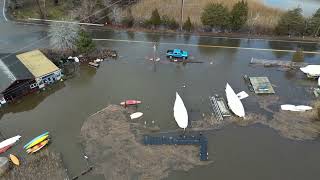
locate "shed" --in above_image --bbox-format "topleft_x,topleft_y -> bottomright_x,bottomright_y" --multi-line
249,77 -> 275,94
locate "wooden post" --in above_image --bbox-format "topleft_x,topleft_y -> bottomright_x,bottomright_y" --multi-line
180,0 -> 184,31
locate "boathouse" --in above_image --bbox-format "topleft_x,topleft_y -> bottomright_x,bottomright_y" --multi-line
0,50 -> 61,104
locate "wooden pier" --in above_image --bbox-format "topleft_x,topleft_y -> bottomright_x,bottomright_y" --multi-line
250,58 -> 309,68
249,77 -> 275,94
209,95 -> 231,121
143,134 -> 208,161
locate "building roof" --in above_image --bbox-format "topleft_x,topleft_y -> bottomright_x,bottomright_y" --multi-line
0,54 -> 34,93
16,50 -> 59,78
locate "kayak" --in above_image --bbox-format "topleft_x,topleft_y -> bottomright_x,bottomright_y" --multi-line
27,139 -> 49,154
120,100 -> 141,106
25,135 -> 49,150
9,154 -> 20,166
130,112 -> 143,119
23,132 -> 49,149
0,135 -> 21,149
0,144 -> 12,154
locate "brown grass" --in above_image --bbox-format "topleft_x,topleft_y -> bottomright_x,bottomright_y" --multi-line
129,0 -> 283,29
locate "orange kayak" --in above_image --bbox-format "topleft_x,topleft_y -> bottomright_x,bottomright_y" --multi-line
26,139 -> 49,154
9,154 -> 20,166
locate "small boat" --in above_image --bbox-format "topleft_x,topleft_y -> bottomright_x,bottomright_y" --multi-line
27,139 -> 49,154
9,154 -> 20,166
225,83 -> 245,117
173,92 -> 188,129
300,65 -> 320,77
281,104 -> 312,112
0,135 -> 21,149
24,132 -> 49,149
130,112 -> 143,119
0,144 -> 12,154
120,100 -> 141,106
25,135 -> 49,150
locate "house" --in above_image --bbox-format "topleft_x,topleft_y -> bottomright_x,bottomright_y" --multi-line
16,50 -> 62,89
0,50 -> 62,105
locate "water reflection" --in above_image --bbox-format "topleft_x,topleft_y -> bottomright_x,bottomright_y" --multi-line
197,36 -> 240,55
268,41 -> 290,58
0,82 -> 65,117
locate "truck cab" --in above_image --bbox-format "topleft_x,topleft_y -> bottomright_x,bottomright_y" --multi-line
166,49 -> 188,59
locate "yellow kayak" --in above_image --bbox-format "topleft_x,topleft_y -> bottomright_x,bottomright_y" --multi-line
27,139 -> 49,154
25,135 -> 49,150
9,154 -> 20,166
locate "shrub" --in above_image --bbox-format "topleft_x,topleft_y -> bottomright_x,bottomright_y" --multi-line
292,48 -> 304,62
149,8 -> 161,27
229,0 -> 248,31
183,17 -> 193,32
275,8 -> 305,36
161,15 -> 179,30
201,3 -> 230,30
121,8 -> 134,28
76,30 -> 96,54
306,8 -> 320,36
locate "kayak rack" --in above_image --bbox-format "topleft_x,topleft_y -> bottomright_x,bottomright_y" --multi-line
209,95 -> 231,121
143,134 -> 208,161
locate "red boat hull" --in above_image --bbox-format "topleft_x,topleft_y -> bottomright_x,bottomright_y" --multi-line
120,100 -> 141,106
0,144 -> 12,154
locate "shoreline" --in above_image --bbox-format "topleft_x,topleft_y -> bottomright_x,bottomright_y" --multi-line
8,18 -> 320,44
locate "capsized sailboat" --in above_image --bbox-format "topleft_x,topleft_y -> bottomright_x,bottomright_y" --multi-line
174,92 -> 188,129
225,83 -> 245,118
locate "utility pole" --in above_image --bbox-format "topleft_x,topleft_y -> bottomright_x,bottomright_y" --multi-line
180,0 -> 184,31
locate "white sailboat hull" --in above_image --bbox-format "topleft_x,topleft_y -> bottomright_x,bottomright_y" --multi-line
0,135 -> 21,149
225,83 -> 245,117
174,92 -> 188,129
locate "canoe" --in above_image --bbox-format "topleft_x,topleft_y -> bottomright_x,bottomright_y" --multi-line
0,144 -> 12,154
25,135 -> 49,150
130,112 -> 143,119
120,100 -> 141,106
225,83 -> 245,117
0,135 -> 21,149
23,132 -> 49,149
27,139 -> 49,154
173,92 -> 188,129
9,154 -> 20,166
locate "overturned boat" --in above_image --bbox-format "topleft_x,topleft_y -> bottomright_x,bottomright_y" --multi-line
300,65 -> 320,78
225,83 -> 245,118
173,92 -> 188,129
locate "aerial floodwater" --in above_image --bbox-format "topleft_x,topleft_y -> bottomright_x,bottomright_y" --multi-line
1,26 -> 320,179
263,0 -> 320,16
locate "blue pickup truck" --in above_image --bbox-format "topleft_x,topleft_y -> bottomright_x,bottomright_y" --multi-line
166,49 -> 188,59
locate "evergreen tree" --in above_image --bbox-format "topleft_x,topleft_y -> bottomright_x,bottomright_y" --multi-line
149,9 -> 161,27
183,17 -> 193,32
229,0 -> 248,31
275,8 -> 305,36
306,8 -> 320,36
76,30 -> 96,54
201,3 -> 229,30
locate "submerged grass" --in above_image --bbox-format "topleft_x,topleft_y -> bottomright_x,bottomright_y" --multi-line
130,0 -> 283,30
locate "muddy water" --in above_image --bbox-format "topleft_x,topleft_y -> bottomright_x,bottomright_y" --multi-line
1,29 -> 320,179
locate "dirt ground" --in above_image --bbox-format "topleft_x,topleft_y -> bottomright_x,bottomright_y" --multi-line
80,105 -> 210,180
1,149 -> 68,180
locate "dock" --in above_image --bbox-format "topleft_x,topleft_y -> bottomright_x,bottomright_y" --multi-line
249,77 -> 275,94
250,58 -> 308,68
209,95 -> 231,121
143,134 -> 208,161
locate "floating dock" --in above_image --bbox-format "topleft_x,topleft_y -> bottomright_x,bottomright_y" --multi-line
143,134 -> 208,161
209,95 -> 231,121
250,58 -> 308,68
249,77 -> 275,94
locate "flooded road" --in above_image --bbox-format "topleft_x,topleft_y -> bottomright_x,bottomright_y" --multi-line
1,24 -> 320,179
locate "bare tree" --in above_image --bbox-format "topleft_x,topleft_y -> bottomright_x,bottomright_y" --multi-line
49,22 -> 80,51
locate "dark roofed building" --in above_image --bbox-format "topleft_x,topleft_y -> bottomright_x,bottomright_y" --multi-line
0,54 -> 36,104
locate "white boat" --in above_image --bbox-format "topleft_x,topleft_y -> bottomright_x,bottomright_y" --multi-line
281,104 -> 312,112
300,65 -> 320,77
130,112 -> 143,119
225,83 -> 245,117
0,135 -> 21,149
173,92 -> 188,129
